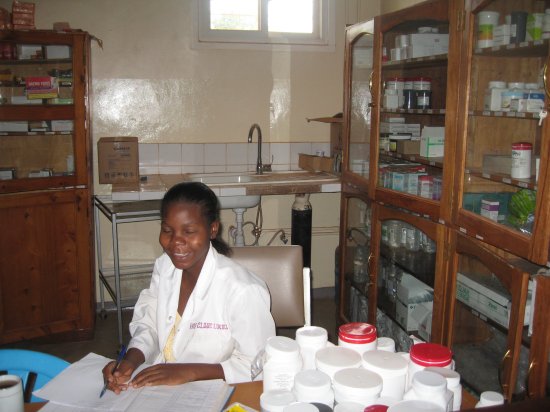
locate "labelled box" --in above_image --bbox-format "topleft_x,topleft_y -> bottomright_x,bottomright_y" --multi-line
98,136 -> 139,184
420,126 -> 445,157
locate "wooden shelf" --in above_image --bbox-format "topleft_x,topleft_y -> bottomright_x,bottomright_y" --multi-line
474,39 -> 548,58
380,150 -> 444,169
465,168 -> 538,191
469,110 -> 543,120
382,108 -> 446,115
382,53 -> 448,69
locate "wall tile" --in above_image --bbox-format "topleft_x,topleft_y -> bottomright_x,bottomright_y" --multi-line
205,144 -> 226,166
139,143 -> 158,166
159,144 -> 182,165
182,143 -> 204,166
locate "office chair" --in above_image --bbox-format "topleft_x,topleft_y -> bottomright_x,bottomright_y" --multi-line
0,349 -> 69,403
231,245 -> 311,328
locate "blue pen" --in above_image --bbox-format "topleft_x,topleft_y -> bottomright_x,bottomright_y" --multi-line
99,344 -> 127,398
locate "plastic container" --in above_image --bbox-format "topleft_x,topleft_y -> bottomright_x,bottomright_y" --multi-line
283,402 -> 319,412
293,369 -> 334,408
263,336 -> 303,392
524,83 -> 545,113
511,11 -> 528,43
333,367 -> 383,406
483,80 -> 507,111
260,389 -> 297,412
477,11 -> 500,48
475,391 -> 504,408
333,402 -> 365,412
338,322 -> 377,355
295,326 -> 328,370
362,350 -> 409,401
413,77 -> 432,91
416,90 -> 432,109
403,370 -> 453,411
315,346 -> 362,380
425,367 -> 462,411
511,142 -> 532,179
408,343 -> 453,389
376,336 -> 396,352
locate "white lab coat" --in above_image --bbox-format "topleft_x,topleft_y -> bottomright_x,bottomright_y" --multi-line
128,244 -> 275,383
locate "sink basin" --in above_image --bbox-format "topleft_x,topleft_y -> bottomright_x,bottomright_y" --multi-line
190,173 -> 259,209
191,173 -> 253,185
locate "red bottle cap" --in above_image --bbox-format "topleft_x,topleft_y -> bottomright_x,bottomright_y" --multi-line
410,343 -> 453,367
338,322 -> 377,344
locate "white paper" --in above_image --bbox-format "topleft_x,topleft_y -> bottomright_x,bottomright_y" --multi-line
34,353 -> 232,412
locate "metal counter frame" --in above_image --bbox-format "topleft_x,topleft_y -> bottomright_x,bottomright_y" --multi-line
93,195 -> 162,346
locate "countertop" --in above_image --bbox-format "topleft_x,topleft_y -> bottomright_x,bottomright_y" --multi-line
110,171 -> 341,202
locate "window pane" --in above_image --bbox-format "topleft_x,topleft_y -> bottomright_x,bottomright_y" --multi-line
268,0 -> 313,33
210,0 -> 259,31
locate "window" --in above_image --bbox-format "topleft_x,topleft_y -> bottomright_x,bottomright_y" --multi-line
195,0 -> 335,50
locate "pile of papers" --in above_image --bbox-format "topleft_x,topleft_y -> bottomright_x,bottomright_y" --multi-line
35,353 -> 233,411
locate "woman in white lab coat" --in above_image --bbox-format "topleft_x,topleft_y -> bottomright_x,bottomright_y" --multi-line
102,182 -> 275,392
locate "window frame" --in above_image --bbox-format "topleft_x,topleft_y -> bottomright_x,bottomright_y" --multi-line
193,0 -> 335,52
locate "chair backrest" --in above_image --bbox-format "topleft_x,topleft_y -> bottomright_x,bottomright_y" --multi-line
231,245 -> 311,328
0,349 -> 69,403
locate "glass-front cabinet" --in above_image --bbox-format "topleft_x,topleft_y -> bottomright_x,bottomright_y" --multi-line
454,0 -> 550,264
0,31 -> 88,194
370,204 -> 448,352
342,20 -> 374,189
371,0 -> 459,221
445,232 -> 532,402
339,192 -> 373,324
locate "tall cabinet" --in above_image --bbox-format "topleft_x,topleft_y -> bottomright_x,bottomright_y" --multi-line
0,30 -> 95,343
339,0 -> 549,403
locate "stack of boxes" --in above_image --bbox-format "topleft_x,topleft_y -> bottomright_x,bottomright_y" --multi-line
390,29 -> 449,61
11,1 -> 35,30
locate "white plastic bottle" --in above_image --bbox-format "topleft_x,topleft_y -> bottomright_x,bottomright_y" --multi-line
425,367 -> 462,411
403,370 -> 453,412
263,336 -> 303,392
293,369 -> 334,408
295,326 -> 328,370
475,391 -> 504,408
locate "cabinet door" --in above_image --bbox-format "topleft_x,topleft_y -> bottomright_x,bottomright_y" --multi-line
342,20 -> 374,192
454,0 -> 550,264
369,204 -> 448,352
0,189 -> 94,343
371,0 -> 460,221
528,273 -> 550,398
0,31 -> 90,194
338,188 -> 374,324
444,232 -> 530,402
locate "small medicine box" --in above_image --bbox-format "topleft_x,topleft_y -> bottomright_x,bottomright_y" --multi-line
98,136 -> 139,184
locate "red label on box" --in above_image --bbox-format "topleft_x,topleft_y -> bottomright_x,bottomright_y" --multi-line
26,76 -> 55,89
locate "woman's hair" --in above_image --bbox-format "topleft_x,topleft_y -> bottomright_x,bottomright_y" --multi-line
161,181 -> 231,256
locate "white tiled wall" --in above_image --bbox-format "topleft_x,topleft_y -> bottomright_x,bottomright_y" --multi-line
138,142 -> 330,175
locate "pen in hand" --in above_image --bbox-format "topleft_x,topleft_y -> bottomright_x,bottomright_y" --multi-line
99,344 -> 127,398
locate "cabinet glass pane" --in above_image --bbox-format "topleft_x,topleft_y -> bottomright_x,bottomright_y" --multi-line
451,254 -> 530,399
348,33 -> 373,178
377,15 -> 448,201
0,123 -> 74,180
462,0 -> 545,238
376,217 -> 436,350
0,43 -> 73,105
344,197 -> 372,322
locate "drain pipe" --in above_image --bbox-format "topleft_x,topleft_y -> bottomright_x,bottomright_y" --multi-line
291,193 -> 312,267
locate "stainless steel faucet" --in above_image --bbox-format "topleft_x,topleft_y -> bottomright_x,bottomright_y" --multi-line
248,123 -> 263,175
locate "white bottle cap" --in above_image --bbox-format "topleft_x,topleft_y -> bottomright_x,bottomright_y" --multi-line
315,347 -> 362,379
477,391 -> 505,406
260,389 -> 296,412
296,326 -> 328,347
283,402 -> 318,412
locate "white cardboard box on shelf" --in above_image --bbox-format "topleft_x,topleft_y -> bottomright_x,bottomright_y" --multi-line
396,299 -> 419,332
51,120 -> 73,132
397,273 -> 434,304
45,45 -> 71,59
420,126 -> 445,157
413,301 -> 433,341
408,33 -> 449,47
0,121 -> 28,132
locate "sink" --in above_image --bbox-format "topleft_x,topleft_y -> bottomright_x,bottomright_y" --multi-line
191,173 -> 253,185
190,173 -> 259,210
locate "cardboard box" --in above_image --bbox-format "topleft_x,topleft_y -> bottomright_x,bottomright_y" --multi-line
396,299 -> 419,331
420,126 -> 445,157
397,274 -> 434,304
98,137 -> 139,184
396,140 -> 420,155
45,45 -> 71,59
298,153 -> 334,173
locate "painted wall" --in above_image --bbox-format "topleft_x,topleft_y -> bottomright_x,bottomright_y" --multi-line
3,0 -> 384,295
381,0 -> 424,14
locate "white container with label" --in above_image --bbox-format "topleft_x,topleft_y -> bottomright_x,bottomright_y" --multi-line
501,82 -> 525,111
408,343 -> 453,389
425,367 -> 462,411
315,346 -> 362,380
478,11 -> 500,48
263,336 -> 303,392
511,142 -> 532,179
475,391 -> 504,408
403,370 -> 453,412
362,350 -> 409,400
333,367 -> 383,406
483,81 -> 507,111
376,336 -> 396,352
388,400 -> 445,412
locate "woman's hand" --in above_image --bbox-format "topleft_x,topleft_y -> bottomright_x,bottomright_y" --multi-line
102,359 -> 136,394
130,363 -> 224,388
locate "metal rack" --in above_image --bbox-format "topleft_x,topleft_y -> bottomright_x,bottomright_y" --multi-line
93,195 -> 162,345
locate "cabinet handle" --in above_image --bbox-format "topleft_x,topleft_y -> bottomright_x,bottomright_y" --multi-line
498,349 -> 511,394
524,360 -> 535,398
543,62 -> 550,100
368,71 -> 376,108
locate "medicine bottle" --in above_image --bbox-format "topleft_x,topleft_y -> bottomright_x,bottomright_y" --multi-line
315,346 -> 362,380
362,350 -> 409,401
263,336 -> 303,392
295,326 -> 328,371
293,369 -> 334,408
260,389 -> 296,412
408,343 -> 453,390
387,399 -> 445,412
403,370 -> 453,412
474,391 -> 504,408
511,142 -> 532,179
282,403 -> 318,412
425,367 -> 462,411
333,368 -> 383,406
338,322 -> 377,355
483,81 -> 507,111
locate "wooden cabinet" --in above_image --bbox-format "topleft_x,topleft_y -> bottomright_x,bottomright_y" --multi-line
339,0 -> 549,402
0,30 -> 94,343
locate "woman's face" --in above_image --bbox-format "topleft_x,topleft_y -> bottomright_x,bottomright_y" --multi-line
159,201 -> 219,276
